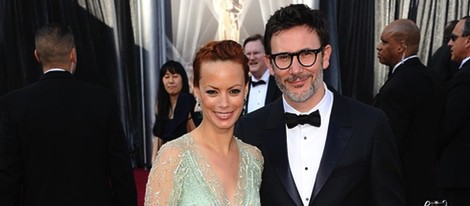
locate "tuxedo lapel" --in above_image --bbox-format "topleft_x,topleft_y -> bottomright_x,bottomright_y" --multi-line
453,61 -> 470,80
311,92 -> 353,201
264,99 -> 303,206
264,76 -> 278,105
243,80 -> 253,115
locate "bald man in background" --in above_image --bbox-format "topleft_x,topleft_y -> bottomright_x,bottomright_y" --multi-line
374,19 -> 445,205
0,23 -> 136,206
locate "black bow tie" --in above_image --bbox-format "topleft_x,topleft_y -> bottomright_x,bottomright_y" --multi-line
285,110 -> 321,129
251,80 -> 266,87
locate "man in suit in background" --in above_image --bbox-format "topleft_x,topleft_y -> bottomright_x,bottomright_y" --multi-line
436,16 -> 470,206
428,20 -> 460,86
374,19 -> 445,205
0,23 -> 137,206
243,34 -> 282,114
235,4 -> 405,205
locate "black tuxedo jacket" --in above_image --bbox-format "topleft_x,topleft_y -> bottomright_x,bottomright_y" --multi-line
235,87 -> 405,206
0,71 -> 137,206
245,75 -> 282,114
374,57 -> 445,205
437,60 -> 470,188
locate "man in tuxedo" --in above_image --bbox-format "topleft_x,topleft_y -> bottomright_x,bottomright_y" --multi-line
235,4 -> 405,205
374,19 -> 445,205
0,23 -> 137,206
436,16 -> 470,206
243,34 -> 282,114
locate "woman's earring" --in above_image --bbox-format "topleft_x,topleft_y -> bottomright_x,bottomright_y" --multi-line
242,97 -> 247,115
196,98 -> 202,112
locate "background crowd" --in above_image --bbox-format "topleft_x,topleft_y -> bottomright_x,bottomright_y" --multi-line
1,1 -> 468,168
1,1 -> 470,206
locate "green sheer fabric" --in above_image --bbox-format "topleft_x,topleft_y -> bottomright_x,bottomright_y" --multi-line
144,134 -> 263,206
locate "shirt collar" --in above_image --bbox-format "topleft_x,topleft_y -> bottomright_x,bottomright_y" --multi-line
392,55 -> 418,74
44,68 -> 66,74
283,83 -> 332,116
459,57 -> 470,70
251,69 -> 270,82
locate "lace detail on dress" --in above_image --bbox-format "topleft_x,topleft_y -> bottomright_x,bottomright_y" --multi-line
144,134 -> 263,206
144,137 -> 183,206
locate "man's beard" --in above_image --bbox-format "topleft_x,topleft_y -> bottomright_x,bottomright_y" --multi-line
275,68 -> 323,103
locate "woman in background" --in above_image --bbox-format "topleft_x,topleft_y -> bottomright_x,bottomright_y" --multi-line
151,60 -> 196,162
145,40 -> 263,205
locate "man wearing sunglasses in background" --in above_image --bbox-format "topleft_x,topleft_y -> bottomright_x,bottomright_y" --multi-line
436,16 -> 470,206
235,4 -> 405,205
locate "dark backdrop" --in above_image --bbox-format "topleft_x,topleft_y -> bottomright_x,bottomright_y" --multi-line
1,0 -> 381,167
0,0 -> 145,167
331,0 -> 375,103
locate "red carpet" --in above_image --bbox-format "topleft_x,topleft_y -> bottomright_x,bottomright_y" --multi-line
134,168 -> 150,206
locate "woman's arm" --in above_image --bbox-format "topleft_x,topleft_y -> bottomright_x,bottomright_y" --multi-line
145,143 -> 181,206
150,137 -> 163,163
186,113 -> 196,132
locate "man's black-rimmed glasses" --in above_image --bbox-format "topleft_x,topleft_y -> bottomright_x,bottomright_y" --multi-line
269,48 -> 323,70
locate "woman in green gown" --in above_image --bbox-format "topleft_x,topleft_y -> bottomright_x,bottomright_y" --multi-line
145,40 -> 264,206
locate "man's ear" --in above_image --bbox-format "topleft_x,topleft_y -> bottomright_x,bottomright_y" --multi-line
398,41 -> 407,53
321,44 -> 332,70
264,55 -> 275,75
34,49 -> 41,63
70,48 -> 77,63
465,37 -> 470,48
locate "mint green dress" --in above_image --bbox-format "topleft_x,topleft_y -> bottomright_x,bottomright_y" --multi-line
144,134 -> 263,206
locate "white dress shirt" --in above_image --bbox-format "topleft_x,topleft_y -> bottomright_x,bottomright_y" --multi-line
283,84 -> 334,205
459,56 -> 470,70
44,68 -> 66,73
247,70 -> 270,113
391,55 -> 418,74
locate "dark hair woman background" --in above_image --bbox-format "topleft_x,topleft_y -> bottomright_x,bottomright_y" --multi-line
151,60 -> 196,162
